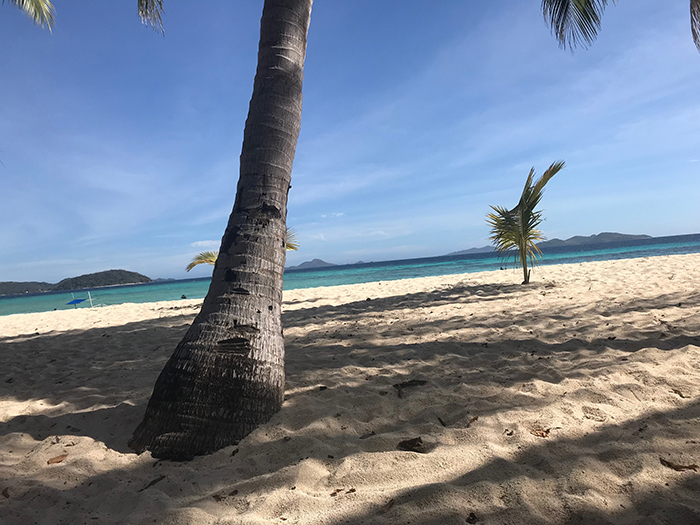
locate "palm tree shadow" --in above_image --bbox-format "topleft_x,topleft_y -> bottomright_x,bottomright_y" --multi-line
283,280 -> 547,329
0,404 -> 145,454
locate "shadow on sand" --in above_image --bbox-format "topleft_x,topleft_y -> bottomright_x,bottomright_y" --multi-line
1,280 -> 699,523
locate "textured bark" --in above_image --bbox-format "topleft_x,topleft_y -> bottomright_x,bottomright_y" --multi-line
129,0 -> 313,460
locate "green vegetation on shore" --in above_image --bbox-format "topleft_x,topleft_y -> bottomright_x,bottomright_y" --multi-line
0,269 -> 151,296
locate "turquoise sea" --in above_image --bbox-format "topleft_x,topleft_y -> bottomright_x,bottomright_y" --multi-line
2,233 -> 700,317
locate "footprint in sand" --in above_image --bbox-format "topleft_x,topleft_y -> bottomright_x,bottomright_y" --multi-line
582,405 -> 608,422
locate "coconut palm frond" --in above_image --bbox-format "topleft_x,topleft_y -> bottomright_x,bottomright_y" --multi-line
487,161 -> 565,283
486,205 -> 519,254
285,228 -> 299,251
692,0 -> 700,53
138,0 -> 164,32
186,251 -> 218,272
486,206 -> 545,272
541,0 -> 612,50
8,0 -> 55,30
544,0 -> 699,55
532,160 -> 565,198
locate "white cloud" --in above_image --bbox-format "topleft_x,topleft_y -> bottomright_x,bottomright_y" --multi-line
190,240 -> 220,250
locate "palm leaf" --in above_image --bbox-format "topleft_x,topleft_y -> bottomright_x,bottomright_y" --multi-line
692,0 -> 700,53
10,0 -> 163,33
138,0 -> 164,32
8,0 -> 55,30
541,0 -> 612,50
532,160 -> 565,198
285,227 -> 299,251
186,251 -> 218,272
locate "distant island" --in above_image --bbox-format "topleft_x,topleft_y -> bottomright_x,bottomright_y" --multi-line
536,232 -> 652,248
286,259 -> 336,271
447,246 -> 495,256
288,233 -> 655,268
448,232 -> 652,256
0,269 -> 152,296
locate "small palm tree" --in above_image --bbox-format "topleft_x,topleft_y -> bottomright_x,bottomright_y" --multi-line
486,161 -> 565,284
187,228 -> 299,272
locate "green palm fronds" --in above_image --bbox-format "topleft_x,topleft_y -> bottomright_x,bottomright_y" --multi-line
185,251 -> 218,272
285,227 -> 299,251
486,161 -> 565,284
541,0 -> 612,50
8,0 -> 55,30
138,0 -> 164,32
543,0 -> 700,53
186,228 -> 299,271
9,0 -> 164,33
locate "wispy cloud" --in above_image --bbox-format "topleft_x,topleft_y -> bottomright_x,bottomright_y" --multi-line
190,240 -> 220,250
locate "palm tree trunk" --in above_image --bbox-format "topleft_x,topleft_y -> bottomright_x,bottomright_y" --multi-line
518,209 -> 529,284
129,0 -> 313,460
521,249 -> 529,284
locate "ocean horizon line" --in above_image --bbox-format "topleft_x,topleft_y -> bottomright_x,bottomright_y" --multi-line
283,232 -> 700,273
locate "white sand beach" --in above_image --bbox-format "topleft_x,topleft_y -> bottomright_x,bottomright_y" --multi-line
1,254 -> 699,524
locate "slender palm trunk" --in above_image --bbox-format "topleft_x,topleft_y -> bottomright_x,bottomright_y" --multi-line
518,208 -> 529,284
520,246 -> 529,284
129,0 -> 313,460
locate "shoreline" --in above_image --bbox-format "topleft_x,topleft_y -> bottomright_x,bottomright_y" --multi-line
2,252 -> 699,328
1,253 -> 699,523
3,238 -> 700,316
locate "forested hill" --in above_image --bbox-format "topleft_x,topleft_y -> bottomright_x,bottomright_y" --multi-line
0,281 -> 53,296
448,232 -> 653,256
536,232 -> 652,249
286,259 -> 336,271
52,270 -> 152,291
0,269 -> 152,296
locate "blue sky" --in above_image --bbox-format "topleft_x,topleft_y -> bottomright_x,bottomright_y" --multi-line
1,0 -> 699,282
